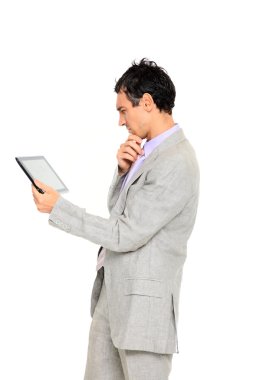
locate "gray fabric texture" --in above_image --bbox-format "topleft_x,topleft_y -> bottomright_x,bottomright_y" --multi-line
84,277 -> 173,380
49,128 -> 200,354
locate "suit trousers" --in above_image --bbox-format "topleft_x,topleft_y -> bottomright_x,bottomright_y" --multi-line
84,276 -> 173,380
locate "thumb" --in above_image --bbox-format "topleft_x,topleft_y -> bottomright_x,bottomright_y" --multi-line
34,179 -> 50,191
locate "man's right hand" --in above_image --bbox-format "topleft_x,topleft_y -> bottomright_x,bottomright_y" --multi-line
117,134 -> 144,175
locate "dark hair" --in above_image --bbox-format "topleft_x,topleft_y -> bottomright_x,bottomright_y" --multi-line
114,58 -> 176,115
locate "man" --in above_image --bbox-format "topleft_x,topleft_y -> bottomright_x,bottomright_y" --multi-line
32,58 -> 200,380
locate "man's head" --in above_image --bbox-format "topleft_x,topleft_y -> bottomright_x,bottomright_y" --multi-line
115,58 -> 176,114
115,59 -> 176,140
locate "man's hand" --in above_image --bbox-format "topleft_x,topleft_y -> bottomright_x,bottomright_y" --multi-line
117,134 -> 144,175
32,179 -> 60,213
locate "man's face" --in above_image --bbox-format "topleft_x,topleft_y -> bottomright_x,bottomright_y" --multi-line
116,91 -> 149,139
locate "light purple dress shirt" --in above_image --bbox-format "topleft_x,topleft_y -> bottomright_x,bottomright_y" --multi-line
96,124 -> 180,271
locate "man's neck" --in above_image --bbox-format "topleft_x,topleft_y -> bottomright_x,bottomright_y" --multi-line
147,114 -> 175,140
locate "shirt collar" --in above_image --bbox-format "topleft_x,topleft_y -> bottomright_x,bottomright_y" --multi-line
143,124 -> 180,158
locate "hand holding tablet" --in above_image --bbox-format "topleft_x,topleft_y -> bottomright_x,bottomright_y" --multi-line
15,156 -> 68,213
31,178 -> 61,213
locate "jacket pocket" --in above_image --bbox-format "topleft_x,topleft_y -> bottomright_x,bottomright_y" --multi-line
124,277 -> 164,298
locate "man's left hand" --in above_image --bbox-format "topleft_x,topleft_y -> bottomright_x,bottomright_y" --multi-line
32,179 -> 60,213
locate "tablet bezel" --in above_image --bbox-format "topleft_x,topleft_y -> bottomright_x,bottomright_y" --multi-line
15,156 -> 68,193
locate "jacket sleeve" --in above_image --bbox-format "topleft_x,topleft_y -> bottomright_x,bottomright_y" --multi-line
49,157 -> 198,253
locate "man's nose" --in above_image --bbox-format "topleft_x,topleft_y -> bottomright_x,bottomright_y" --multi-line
118,115 -> 126,126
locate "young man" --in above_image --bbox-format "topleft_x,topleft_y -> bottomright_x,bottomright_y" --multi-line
32,59 -> 200,380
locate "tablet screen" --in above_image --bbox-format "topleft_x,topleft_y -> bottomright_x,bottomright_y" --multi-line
16,156 -> 68,193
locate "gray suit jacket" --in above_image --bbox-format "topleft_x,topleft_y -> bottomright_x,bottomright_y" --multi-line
49,128 -> 199,354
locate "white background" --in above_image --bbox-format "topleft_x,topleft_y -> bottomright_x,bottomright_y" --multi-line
1,1 -> 253,379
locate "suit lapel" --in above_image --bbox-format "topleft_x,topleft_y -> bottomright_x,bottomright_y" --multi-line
123,149 -> 159,194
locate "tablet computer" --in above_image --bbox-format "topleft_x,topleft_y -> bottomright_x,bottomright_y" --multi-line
15,156 -> 68,193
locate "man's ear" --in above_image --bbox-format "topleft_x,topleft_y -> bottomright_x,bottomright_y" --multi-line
141,93 -> 154,111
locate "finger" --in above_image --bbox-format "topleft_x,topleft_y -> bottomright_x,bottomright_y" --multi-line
120,141 -> 143,157
32,183 -> 40,199
127,134 -> 142,144
34,179 -> 48,190
34,179 -> 56,194
120,153 -> 136,163
126,141 -> 143,155
118,146 -> 138,160
123,146 -> 139,159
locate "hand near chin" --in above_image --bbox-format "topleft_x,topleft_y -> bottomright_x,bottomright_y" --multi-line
117,134 -> 144,175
